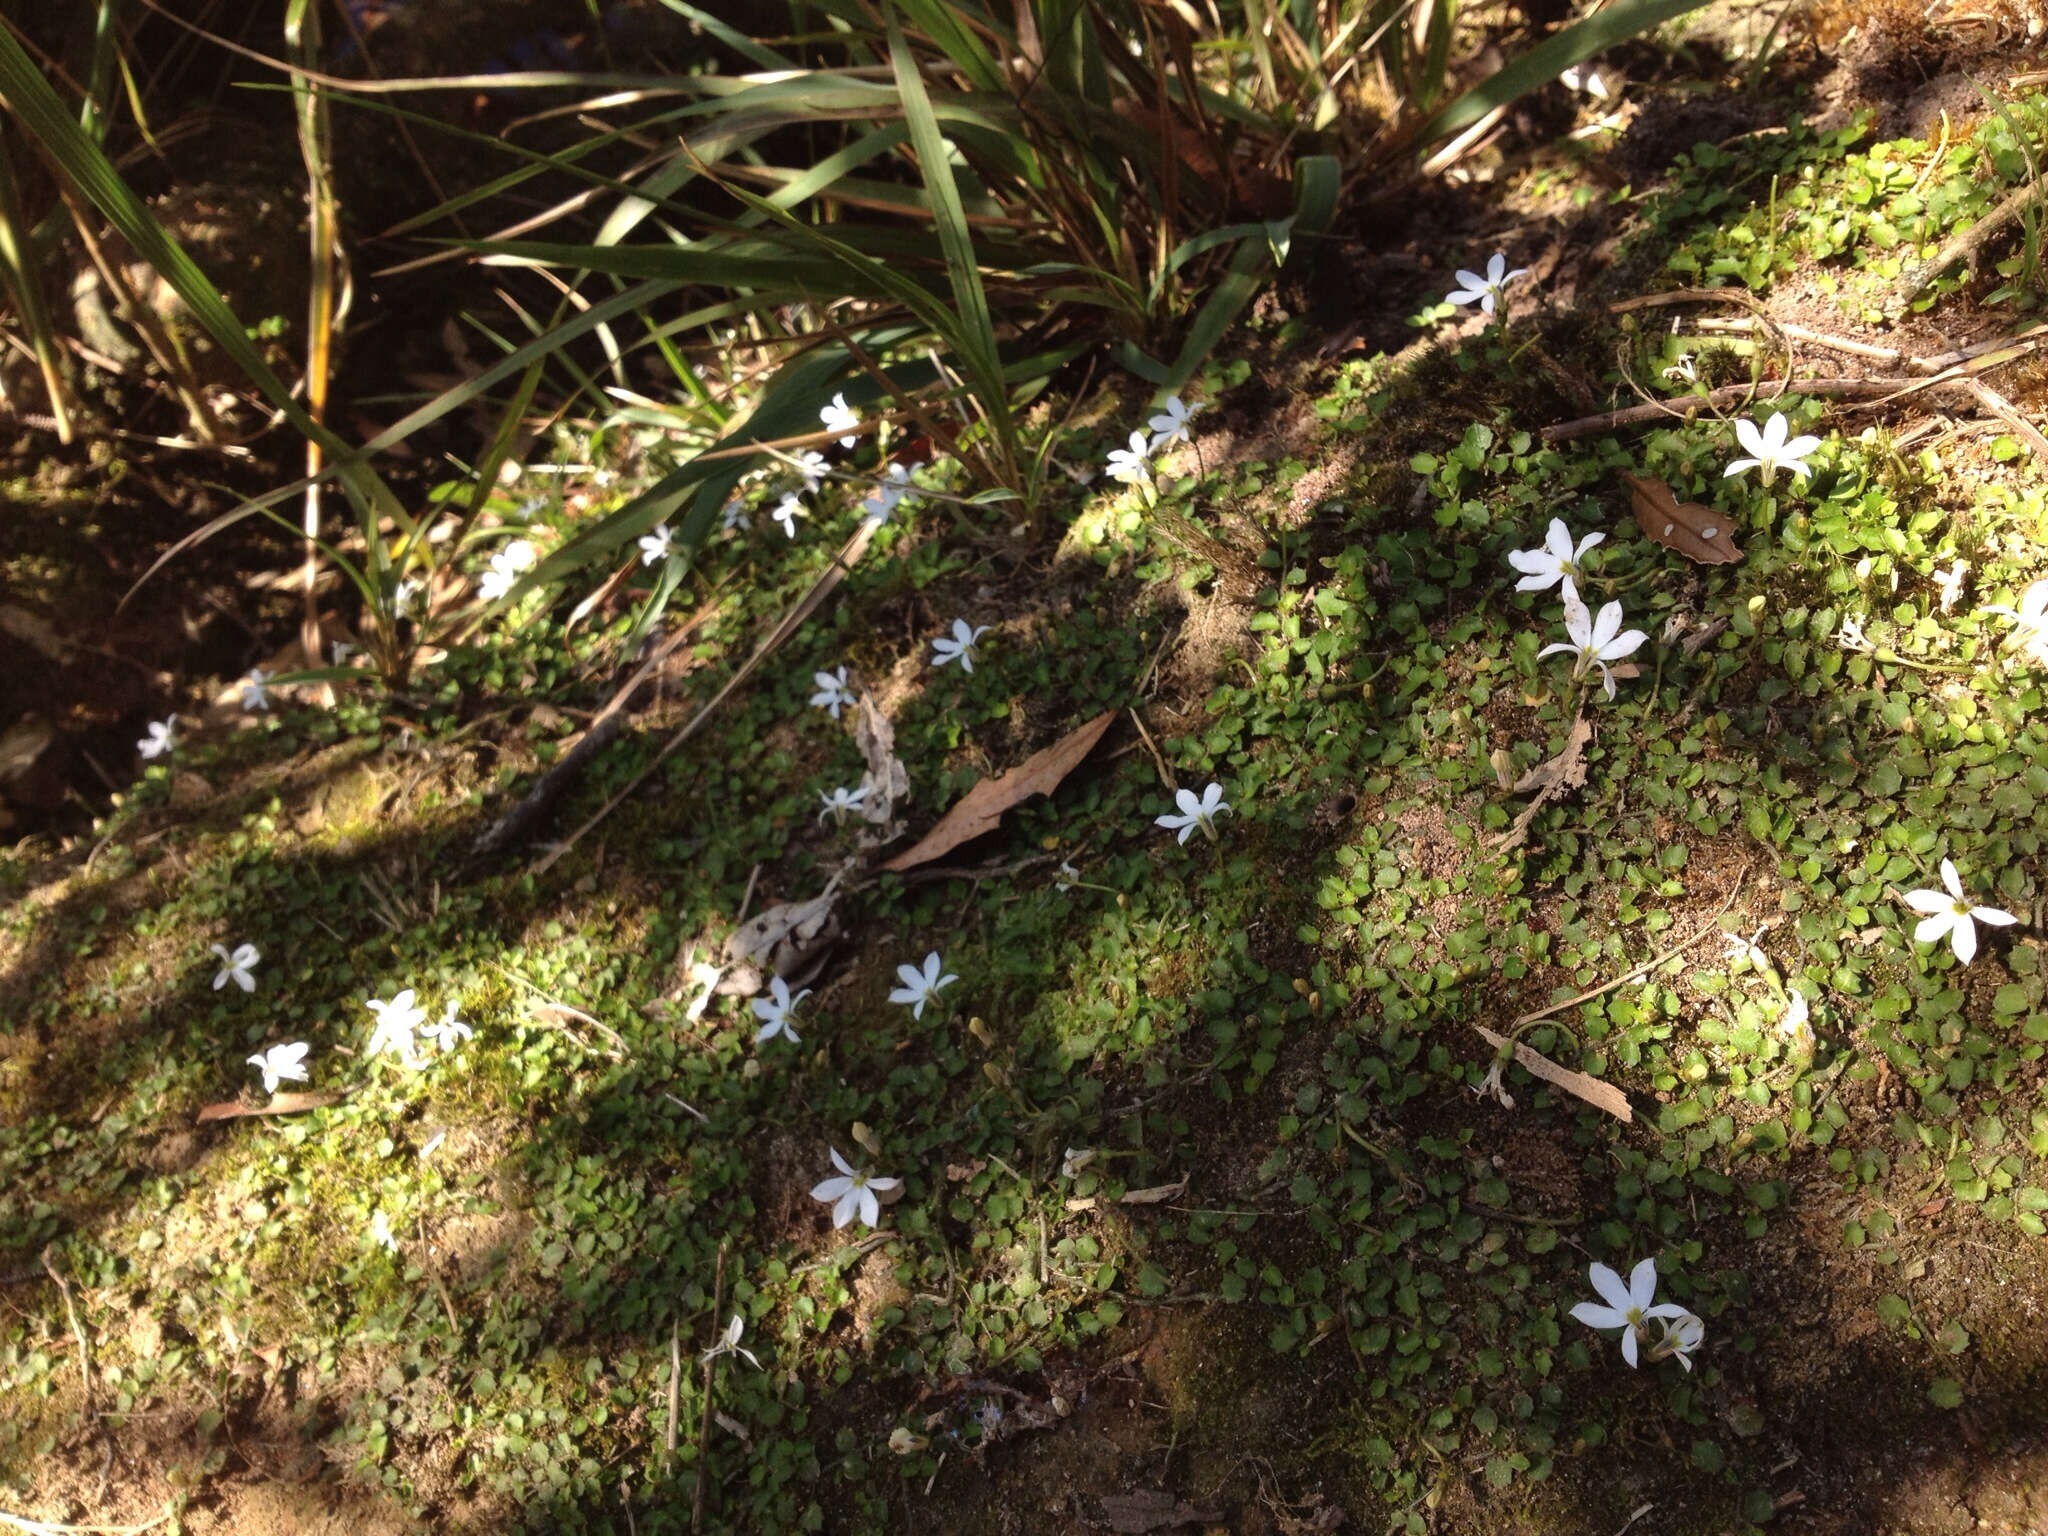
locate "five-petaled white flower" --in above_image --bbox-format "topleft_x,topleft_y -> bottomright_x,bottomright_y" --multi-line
701,1313 -> 761,1369
862,461 -> 922,524
391,577 -> 423,619
1982,579 -> 2048,668
1154,783 -> 1232,844
1723,925 -> 1770,973
247,1041 -> 309,1095
1902,858 -> 2017,966
1538,591 -> 1646,700
1055,859 -> 1081,892
820,392 -> 861,448
1569,1258 -> 1693,1368
364,988 -> 428,1065
771,492 -> 806,540
369,1209 -> 399,1252
477,538 -> 536,601
240,670 -> 271,712
211,942 -> 260,993
1104,429 -> 1152,486
1724,412 -> 1821,486
751,975 -> 811,1045
792,450 -> 829,494
1780,990 -> 1812,1046
810,666 -> 856,719
639,523 -> 677,566
424,999 -> 474,1053
889,951 -> 958,1019
1147,396 -> 1197,453
810,1147 -> 901,1230
931,619 -> 990,673
1446,252 -> 1529,317
818,785 -> 870,823
138,718 -> 175,760
1508,519 -> 1604,602
1648,1310 -> 1706,1372
720,498 -> 749,534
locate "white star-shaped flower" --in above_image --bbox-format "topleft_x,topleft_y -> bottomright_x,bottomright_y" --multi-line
1508,519 -> 1603,601
1104,429 -> 1152,486
810,666 -> 856,719
818,784 -> 870,822
820,392 -> 861,449
1981,579 -> 2048,668
1147,395 -> 1198,453
240,670 -> 271,712
771,492 -> 806,540
1154,782 -> 1232,844
423,999 -> 474,1053
1569,1259 -> 1692,1369
1723,412 -> 1821,486
810,1147 -> 901,1229
1902,858 -> 2018,966
138,718 -> 176,760
862,461 -> 922,524
888,951 -> 958,1019
1537,591 -> 1646,699
700,1313 -> 761,1369
1055,859 -> 1080,892
1446,252 -> 1529,317
477,538 -> 536,601
246,1041 -> 309,1095
364,988 -> 428,1065
750,975 -> 811,1045
792,450 -> 829,494
638,522 -> 677,566
369,1209 -> 399,1252
930,619 -> 989,673
211,942 -> 260,993
682,953 -> 724,1024
720,499 -> 749,534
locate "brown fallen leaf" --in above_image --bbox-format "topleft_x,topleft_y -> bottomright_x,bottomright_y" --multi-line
196,1091 -> 342,1124
1624,472 -> 1743,565
1474,1025 -> 1632,1123
1493,713 -> 1594,853
883,710 -> 1115,872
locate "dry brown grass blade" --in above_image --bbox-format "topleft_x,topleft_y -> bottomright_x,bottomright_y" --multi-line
882,710 -> 1115,871
1623,472 -> 1743,565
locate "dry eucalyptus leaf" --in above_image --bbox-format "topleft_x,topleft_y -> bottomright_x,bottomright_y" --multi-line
882,710 -> 1115,872
196,1091 -> 342,1124
1624,472 -> 1743,565
717,881 -> 842,993
1119,1177 -> 1189,1205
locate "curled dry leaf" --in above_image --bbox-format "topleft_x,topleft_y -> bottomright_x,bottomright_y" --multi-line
852,692 -> 908,829
883,710 -> 1115,872
717,877 -> 843,995
1624,472 -> 1743,565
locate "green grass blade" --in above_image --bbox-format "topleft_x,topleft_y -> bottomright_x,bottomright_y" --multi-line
1416,0 -> 1713,144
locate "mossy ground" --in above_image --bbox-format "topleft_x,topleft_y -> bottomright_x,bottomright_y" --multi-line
6,27 -> 2048,1536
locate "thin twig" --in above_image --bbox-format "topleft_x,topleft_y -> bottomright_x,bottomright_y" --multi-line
664,1315 -> 682,1458
0,1508 -> 172,1536
1541,377 -> 1962,442
41,1247 -> 92,1417
1507,867 -> 1751,1031
536,521 -> 879,875
691,1242 -> 728,1535
1125,708 -> 1175,790
1894,173 -> 2048,303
